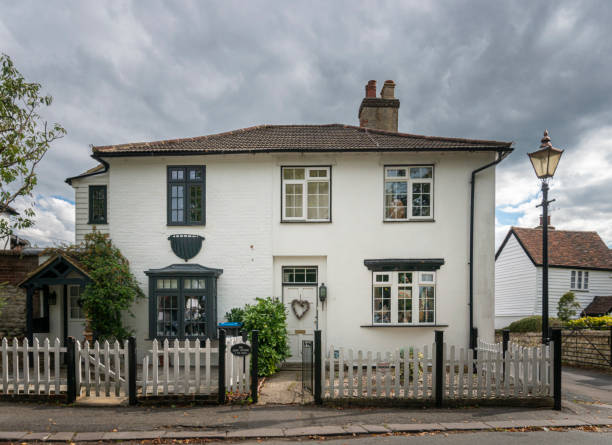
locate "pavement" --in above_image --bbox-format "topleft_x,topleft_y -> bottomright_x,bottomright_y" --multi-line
563,366 -> 612,407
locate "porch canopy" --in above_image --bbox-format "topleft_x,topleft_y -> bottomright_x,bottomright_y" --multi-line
18,253 -> 91,344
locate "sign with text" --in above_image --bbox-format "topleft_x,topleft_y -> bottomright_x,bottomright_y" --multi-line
231,343 -> 251,357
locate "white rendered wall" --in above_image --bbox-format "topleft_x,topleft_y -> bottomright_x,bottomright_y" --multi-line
71,150 -> 498,356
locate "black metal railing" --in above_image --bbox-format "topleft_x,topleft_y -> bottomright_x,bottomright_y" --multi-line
302,339 -> 314,393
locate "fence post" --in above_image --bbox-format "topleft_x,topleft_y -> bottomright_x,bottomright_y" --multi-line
128,336 -> 137,405
250,330 -> 259,403
435,330 -> 443,407
609,326 -> 612,367
471,328 -> 478,371
218,329 -> 226,404
66,337 -> 76,404
314,330 -> 322,404
552,328 -> 562,410
502,329 -> 510,381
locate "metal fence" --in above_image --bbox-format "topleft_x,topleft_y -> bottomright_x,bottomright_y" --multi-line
302,340 -> 313,393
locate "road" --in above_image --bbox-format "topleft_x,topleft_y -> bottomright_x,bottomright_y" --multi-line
563,366 -> 612,406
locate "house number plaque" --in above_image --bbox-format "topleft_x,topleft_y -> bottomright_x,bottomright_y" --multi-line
231,343 -> 251,357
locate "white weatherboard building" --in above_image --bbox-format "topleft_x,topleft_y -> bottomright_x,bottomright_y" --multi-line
495,221 -> 612,329
21,80 -> 513,361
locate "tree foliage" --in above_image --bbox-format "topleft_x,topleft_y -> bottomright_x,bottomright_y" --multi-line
52,229 -> 144,341
557,291 -> 581,322
0,54 -> 65,238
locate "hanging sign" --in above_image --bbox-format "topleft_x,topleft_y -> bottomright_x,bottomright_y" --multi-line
231,343 -> 252,356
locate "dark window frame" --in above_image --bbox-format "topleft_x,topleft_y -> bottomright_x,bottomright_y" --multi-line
148,275 -> 216,340
88,185 -> 107,224
167,165 -> 206,226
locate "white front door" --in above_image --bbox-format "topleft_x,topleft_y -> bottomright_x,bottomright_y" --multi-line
67,285 -> 86,341
284,285 -> 317,362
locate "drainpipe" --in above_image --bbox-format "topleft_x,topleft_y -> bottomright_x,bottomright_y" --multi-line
469,149 -> 512,349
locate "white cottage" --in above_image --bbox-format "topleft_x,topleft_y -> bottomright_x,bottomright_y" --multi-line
495,219 -> 612,329
22,80 -> 513,361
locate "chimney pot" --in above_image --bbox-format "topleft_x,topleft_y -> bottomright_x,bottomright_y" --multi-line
381,80 -> 396,99
536,215 -> 554,229
365,80 -> 377,98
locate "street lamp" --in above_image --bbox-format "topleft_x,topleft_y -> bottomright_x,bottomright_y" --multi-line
527,130 -> 564,344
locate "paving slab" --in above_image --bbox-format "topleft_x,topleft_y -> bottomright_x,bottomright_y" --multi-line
23,432 -> 51,441
485,421 -> 522,429
47,432 -> 75,441
164,430 -> 227,439
102,430 -> 164,440
550,418 -> 588,427
284,425 -> 346,436
0,432 -> 27,440
227,428 -> 285,438
361,424 -> 391,433
387,423 -> 444,432
73,432 -> 106,441
441,422 -> 490,430
587,418 -> 612,426
343,425 -> 368,434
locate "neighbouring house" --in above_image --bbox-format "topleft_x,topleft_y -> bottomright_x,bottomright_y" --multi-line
581,296 -> 612,317
22,80 -> 513,361
495,218 -> 612,329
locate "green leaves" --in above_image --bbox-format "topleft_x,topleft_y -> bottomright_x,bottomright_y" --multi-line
557,291 -> 581,323
0,53 -> 65,238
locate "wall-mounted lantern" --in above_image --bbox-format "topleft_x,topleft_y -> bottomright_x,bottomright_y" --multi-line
319,282 -> 327,304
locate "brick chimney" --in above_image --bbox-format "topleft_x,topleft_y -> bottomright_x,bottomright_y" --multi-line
535,215 -> 555,230
358,80 -> 400,132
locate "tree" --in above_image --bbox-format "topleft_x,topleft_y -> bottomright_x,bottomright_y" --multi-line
0,54 -> 65,239
557,291 -> 581,322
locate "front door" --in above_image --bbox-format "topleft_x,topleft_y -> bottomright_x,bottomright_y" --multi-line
284,285 -> 317,362
67,285 -> 86,341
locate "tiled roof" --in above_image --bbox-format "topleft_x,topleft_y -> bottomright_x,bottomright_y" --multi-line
581,296 -> 612,316
502,227 -> 612,270
92,124 -> 512,156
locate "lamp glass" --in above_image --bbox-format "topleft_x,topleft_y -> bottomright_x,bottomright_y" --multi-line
528,147 -> 563,179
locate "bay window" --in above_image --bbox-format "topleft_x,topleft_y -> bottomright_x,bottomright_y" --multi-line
384,165 -> 433,220
372,271 -> 436,325
281,166 -> 331,222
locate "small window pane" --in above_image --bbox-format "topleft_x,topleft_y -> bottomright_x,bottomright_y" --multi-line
375,274 -> 390,283
283,168 -> 305,180
285,183 -> 303,218
185,295 -> 206,337
387,168 -> 407,178
157,295 -> 178,337
412,182 -> 431,217
583,272 -> 589,289
410,167 -> 432,179
189,168 -> 202,180
171,169 -> 184,181
570,271 -> 576,288
385,181 -> 407,219
309,169 -> 328,178
373,286 -> 391,323
577,271 -> 582,289
398,273 -> 412,284
190,185 -> 203,223
419,286 -> 435,323
398,287 -> 412,323
421,273 -> 434,282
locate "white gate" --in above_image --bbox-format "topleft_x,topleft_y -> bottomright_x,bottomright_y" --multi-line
76,340 -> 129,397
225,336 -> 251,393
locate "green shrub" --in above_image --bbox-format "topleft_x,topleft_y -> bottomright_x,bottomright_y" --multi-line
225,307 -> 245,323
506,315 -> 561,333
557,291 -> 580,322
565,316 -> 612,329
240,297 -> 289,377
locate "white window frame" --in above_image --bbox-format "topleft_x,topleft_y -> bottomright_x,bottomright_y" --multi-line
570,270 -> 589,290
281,166 -> 331,222
384,165 -> 434,221
372,271 -> 436,325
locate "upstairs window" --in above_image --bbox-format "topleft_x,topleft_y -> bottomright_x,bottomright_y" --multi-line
88,185 -> 107,224
372,271 -> 436,325
282,166 -> 331,222
167,166 -> 205,225
570,270 -> 589,290
384,166 -> 433,221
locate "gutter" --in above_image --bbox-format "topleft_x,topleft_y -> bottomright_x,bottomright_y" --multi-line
65,154 -> 110,185
469,148 -> 512,349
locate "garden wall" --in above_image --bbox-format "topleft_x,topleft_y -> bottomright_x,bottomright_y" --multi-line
0,251 -> 39,338
496,330 -> 611,371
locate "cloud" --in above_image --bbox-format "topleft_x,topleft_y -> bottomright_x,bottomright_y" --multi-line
14,196 -> 75,247
1,1 -> 611,247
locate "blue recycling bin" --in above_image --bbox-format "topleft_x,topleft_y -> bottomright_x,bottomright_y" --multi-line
218,321 -> 243,337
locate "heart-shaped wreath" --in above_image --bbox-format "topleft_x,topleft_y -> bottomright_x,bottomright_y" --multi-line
291,299 -> 310,320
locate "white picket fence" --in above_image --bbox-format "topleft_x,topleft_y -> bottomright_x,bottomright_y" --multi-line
140,338 -> 218,396
225,335 -> 251,394
76,340 -> 129,397
323,341 -> 553,401
0,338 -> 66,395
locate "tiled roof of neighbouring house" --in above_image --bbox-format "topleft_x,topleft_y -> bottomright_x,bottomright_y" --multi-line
581,296 -> 612,316
498,227 -> 612,271
92,124 -> 512,156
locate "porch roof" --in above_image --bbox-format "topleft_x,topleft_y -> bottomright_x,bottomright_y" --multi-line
145,263 -> 223,277
18,253 -> 91,288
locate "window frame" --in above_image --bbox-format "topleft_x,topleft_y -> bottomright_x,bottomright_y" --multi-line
281,166 -> 332,223
371,270 -> 436,325
282,266 -> 318,285
570,270 -> 589,290
383,164 -> 434,222
88,185 -> 107,224
149,275 -> 214,340
167,165 -> 206,226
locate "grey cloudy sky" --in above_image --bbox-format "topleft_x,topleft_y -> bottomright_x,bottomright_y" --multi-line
1,0 -> 611,246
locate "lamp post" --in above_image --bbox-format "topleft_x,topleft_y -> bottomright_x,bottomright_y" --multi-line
528,130 -> 563,344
